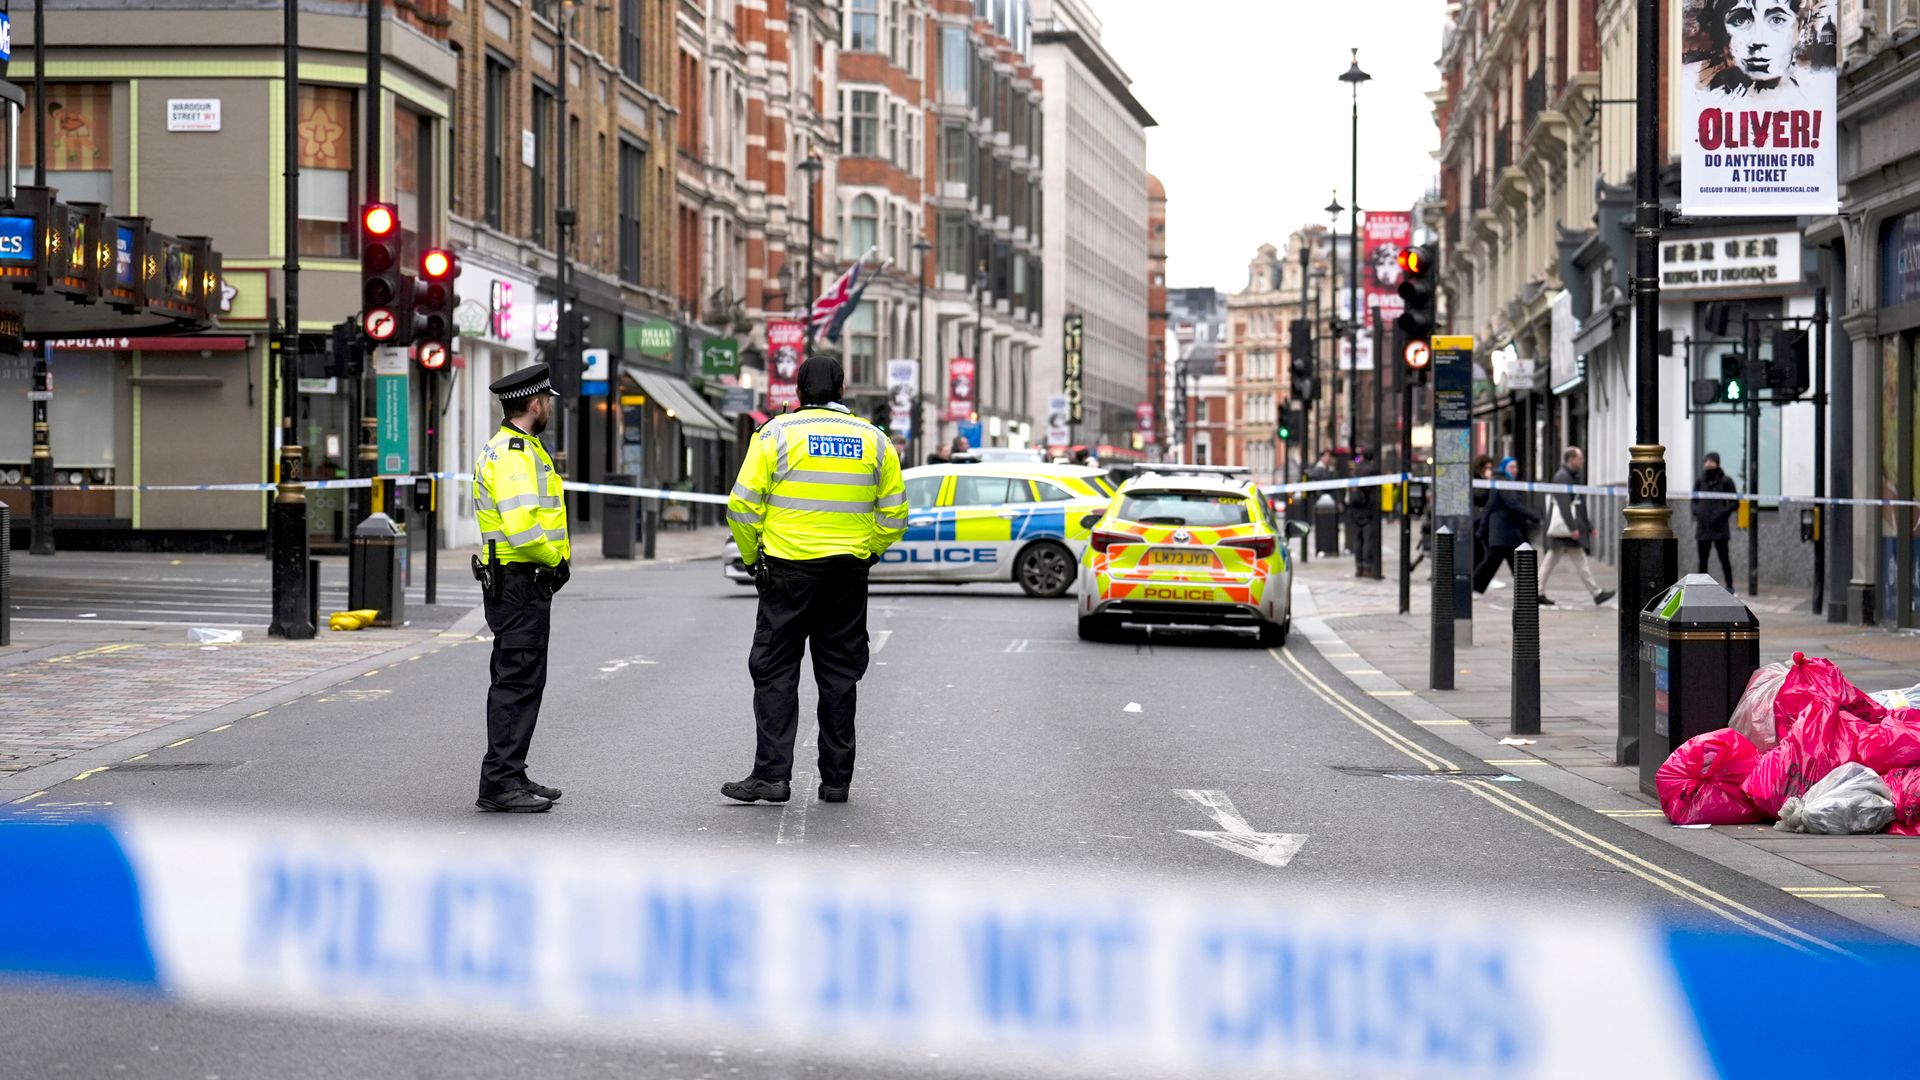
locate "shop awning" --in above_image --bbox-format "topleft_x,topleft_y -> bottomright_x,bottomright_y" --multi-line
625,366 -> 736,441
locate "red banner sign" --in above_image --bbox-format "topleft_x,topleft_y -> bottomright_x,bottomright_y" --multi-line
1362,210 -> 1412,336
1136,401 -> 1156,437
766,320 -> 803,410
947,357 -> 976,422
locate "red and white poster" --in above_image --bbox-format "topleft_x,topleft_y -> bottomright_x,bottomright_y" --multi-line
766,320 -> 803,410
1136,401 -> 1156,439
1362,210 -> 1412,350
1680,0 -> 1839,216
947,357 -> 976,422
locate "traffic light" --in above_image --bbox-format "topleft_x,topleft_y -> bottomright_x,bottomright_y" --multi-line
415,247 -> 458,362
1770,327 -> 1810,400
1720,351 -> 1748,403
870,400 -> 892,431
1288,319 -> 1314,400
1278,406 -> 1305,444
360,202 -> 407,346
1395,245 -> 1437,344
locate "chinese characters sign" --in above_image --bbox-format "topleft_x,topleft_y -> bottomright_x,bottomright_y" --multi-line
1658,232 -> 1800,292
1062,313 -> 1084,425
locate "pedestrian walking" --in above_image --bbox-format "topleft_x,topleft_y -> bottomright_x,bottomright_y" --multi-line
1538,446 -> 1615,607
471,363 -> 571,813
1472,456 -> 1539,593
1348,447 -> 1382,578
1693,450 -> 1738,587
723,357 -> 908,806
1470,455 -> 1494,574
1307,449 -> 1336,484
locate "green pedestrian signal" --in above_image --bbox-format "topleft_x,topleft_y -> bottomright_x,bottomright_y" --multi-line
1723,377 -> 1745,403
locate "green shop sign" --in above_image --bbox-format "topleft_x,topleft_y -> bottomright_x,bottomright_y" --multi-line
627,317 -> 676,359
701,337 -> 740,376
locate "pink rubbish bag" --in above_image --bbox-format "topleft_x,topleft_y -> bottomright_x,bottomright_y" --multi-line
1742,707 -> 1862,820
1657,729 -> 1764,826
1772,652 -> 1888,742
1884,767 -> 1920,836
1855,708 -> 1920,775
1728,661 -> 1791,751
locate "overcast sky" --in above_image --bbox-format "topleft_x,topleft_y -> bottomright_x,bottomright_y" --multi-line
1093,0 -> 1448,294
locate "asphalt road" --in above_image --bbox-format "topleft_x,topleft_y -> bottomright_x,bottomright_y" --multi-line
0,557 -> 1886,1078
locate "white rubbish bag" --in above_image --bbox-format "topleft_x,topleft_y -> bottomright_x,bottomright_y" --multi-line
1775,762 -> 1896,835
1871,682 -> 1920,710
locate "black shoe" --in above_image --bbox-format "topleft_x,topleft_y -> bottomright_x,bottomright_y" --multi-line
721,778 -> 791,803
476,789 -> 553,813
1594,590 -> 1616,606
1537,594 -> 1556,606
524,779 -> 563,802
818,784 -> 849,803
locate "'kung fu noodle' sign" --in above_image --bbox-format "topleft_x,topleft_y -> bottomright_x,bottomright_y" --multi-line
1680,0 -> 1839,217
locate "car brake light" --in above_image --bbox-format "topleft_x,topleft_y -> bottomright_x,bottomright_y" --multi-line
1092,529 -> 1134,553
1223,535 -> 1276,559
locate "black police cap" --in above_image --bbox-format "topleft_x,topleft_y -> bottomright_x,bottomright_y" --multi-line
490,363 -> 562,400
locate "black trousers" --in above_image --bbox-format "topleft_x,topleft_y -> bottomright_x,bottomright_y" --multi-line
1352,512 -> 1382,576
480,571 -> 552,796
1472,544 -> 1516,593
749,555 -> 870,788
1698,537 -> 1733,587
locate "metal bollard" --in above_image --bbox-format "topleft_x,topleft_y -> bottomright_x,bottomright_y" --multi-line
1511,543 -> 1541,735
0,502 -> 11,646
308,557 -> 321,634
1430,526 -> 1455,691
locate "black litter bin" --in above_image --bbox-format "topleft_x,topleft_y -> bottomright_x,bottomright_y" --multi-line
349,512 -> 407,628
1638,573 -> 1759,794
1313,494 -> 1340,556
603,472 -> 637,559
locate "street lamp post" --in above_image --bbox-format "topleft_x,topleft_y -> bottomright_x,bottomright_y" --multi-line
1339,49 -> 1370,461
1298,243 -> 1312,470
973,260 -> 988,441
798,152 -> 823,353
1324,194 -> 1343,454
913,236 -> 933,464
1616,0 -> 1676,765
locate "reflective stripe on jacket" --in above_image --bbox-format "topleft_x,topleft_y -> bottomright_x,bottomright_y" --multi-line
727,404 -> 907,563
474,423 -> 570,566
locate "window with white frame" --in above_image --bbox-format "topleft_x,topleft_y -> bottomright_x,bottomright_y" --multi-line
849,0 -> 879,52
847,194 -> 879,257
883,201 -> 897,261
846,90 -> 880,157
845,303 -> 879,387
887,101 -> 900,166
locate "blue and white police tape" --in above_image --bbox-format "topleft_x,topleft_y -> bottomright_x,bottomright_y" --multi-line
0,810 -> 1910,1079
0,473 -> 733,505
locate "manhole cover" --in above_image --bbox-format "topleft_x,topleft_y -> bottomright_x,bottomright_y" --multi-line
1331,765 -> 1513,783
110,761 -> 240,772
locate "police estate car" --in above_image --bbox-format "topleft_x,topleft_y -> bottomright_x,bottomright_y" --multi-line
724,461 -> 1113,598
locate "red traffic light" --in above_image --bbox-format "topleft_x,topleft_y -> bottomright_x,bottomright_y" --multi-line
1397,247 -> 1426,276
421,248 -> 454,279
363,204 -> 397,237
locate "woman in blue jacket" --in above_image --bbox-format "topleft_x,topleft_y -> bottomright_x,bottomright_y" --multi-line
1472,457 -> 1539,593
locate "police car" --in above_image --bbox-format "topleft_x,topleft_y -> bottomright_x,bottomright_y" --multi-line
724,462 -> 1113,597
1076,464 -> 1309,644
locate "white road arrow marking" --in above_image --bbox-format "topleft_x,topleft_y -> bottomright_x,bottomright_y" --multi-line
1173,789 -> 1308,868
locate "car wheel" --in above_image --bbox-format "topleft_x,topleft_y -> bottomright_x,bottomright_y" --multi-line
1078,615 -> 1117,642
1258,617 -> 1290,648
1015,541 -> 1077,598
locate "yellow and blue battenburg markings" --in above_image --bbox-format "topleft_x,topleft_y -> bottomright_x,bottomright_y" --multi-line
3,810 -> 1917,1077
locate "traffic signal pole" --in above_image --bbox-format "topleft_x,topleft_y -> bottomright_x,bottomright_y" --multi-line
270,0 -> 315,640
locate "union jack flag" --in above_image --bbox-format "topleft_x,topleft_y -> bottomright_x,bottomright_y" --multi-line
807,249 -> 875,340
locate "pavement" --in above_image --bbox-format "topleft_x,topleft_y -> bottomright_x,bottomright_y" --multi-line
3,528 -> 1915,1077
1292,527 -> 1920,923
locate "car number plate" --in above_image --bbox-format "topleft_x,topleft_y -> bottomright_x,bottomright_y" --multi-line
1146,549 -> 1215,567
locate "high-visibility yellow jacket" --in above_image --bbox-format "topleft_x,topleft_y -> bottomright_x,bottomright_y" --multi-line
474,422 -> 570,566
728,404 -> 907,563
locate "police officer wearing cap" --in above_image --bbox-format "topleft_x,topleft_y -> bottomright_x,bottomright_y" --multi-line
723,356 -> 907,805
472,363 -> 571,812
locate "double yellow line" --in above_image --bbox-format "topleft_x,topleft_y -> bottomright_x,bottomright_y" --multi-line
1273,646 -> 1457,772
1270,645 -> 1848,955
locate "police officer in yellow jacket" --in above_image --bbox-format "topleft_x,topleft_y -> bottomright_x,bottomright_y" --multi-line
472,363 -> 571,813
723,356 -> 907,805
